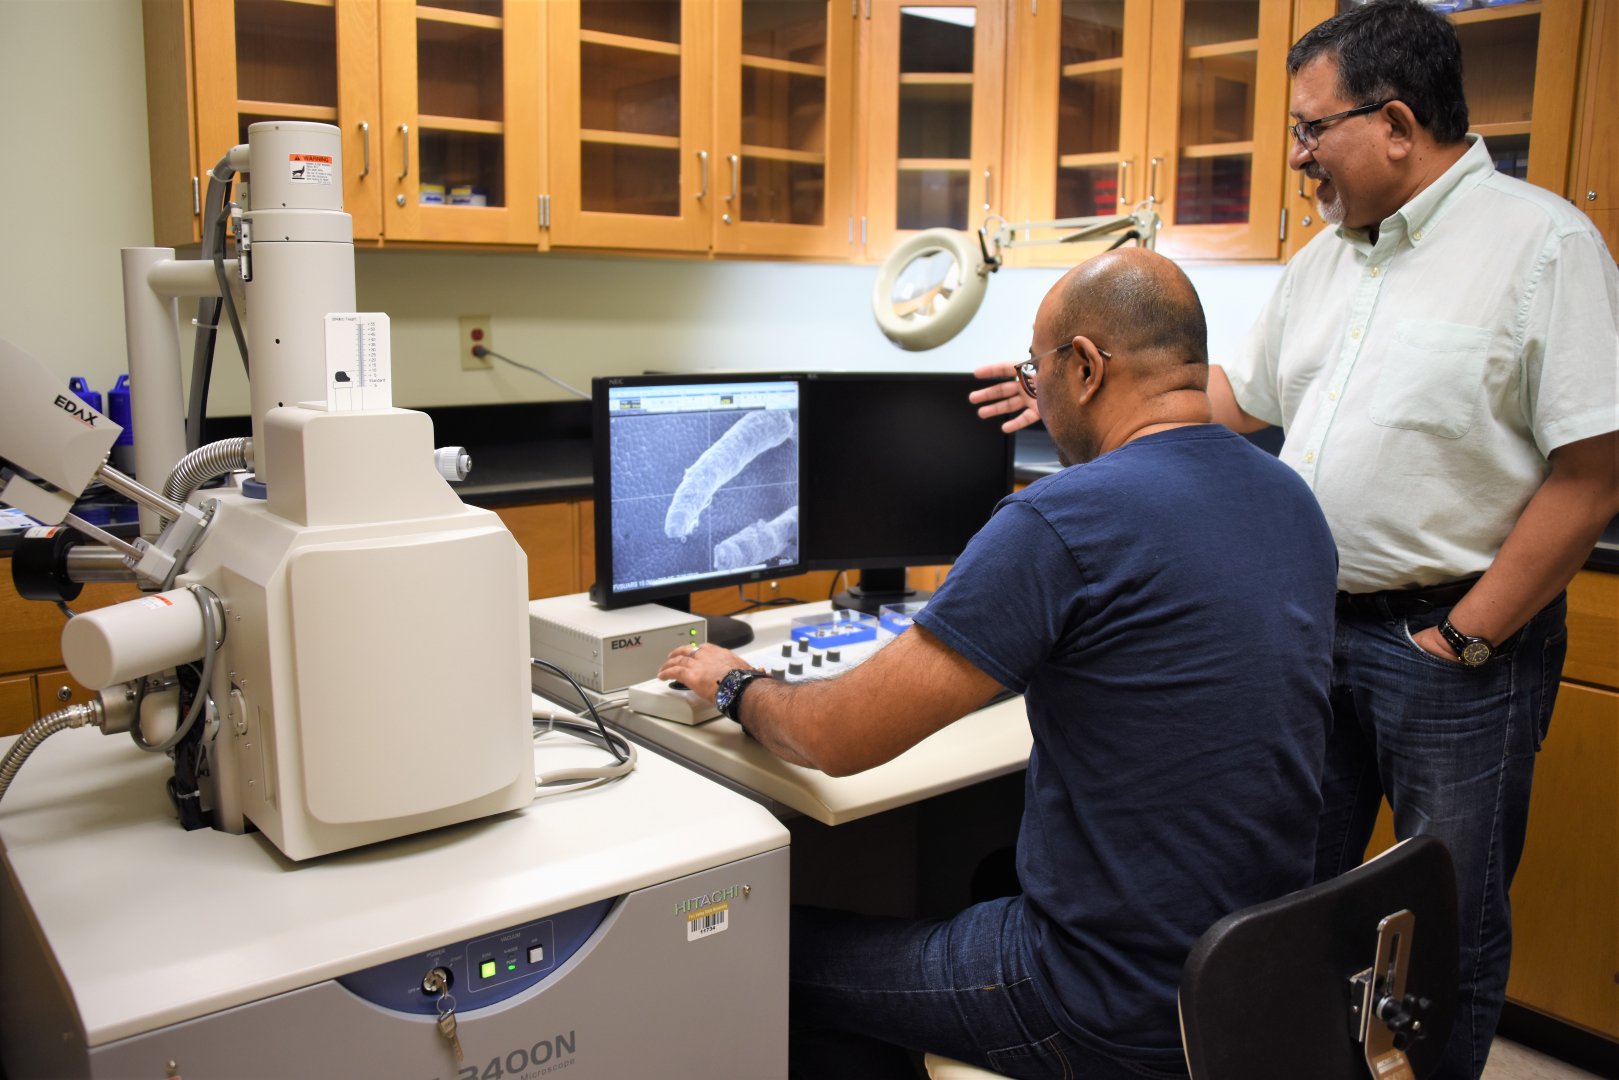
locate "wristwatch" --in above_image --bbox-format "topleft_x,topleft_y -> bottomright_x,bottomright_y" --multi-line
1438,617 -> 1494,667
715,669 -> 764,722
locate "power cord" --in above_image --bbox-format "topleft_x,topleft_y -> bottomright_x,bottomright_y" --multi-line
472,345 -> 588,399
529,657 -> 637,800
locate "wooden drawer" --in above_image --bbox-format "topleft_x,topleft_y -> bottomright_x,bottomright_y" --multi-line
493,501 -> 581,602
1565,570 -> 1618,690
0,674 -> 37,738
0,569 -> 143,677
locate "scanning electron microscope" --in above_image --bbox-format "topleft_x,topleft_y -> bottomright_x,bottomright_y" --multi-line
0,122 -> 788,1078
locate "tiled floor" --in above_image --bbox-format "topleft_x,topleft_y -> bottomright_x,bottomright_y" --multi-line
1483,1039 -> 1606,1080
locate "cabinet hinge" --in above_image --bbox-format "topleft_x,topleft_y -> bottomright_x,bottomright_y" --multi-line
192,176 -> 201,216
861,217 -> 868,246
539,193 -> 551,229
1278,207 -> 1287,243
848,217 -> 854,244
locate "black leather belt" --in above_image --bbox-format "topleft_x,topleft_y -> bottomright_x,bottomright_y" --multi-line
1336,577 -> 1480,620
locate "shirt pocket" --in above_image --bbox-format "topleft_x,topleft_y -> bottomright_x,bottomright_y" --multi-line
1368,320 -> 1493,439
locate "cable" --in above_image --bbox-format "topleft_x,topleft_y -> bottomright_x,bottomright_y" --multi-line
130,585 -> 222,755
213,201 -> 250,377
529,657 -> 627,763
827,570 -> 850,602
472,345 -> 588,399
0,701 -> 103,807
530,710 -> 638,798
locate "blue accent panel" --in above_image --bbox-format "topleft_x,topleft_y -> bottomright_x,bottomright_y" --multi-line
336,897 -> 616,1014
241,477 -> 268,500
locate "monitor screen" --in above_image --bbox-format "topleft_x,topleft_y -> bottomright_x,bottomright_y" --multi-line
798,372 -> 1013,611
591,373 -> 803,632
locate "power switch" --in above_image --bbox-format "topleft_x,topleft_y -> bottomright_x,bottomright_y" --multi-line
528,945 -> 545,965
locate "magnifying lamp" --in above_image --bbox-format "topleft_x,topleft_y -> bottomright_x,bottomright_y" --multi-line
872,201 -> 1162,351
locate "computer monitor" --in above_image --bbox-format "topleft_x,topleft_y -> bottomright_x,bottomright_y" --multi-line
590,372 -> 803,648
799,372 -> 1014,613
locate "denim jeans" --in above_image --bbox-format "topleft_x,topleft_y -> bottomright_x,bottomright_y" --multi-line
1314,596 -> 1567,1080
788,899 -> 1189,1080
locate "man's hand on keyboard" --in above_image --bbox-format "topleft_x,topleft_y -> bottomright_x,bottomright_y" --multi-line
659,641 -> 759,705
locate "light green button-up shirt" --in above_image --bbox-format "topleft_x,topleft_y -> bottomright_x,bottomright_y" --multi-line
1225,136 -> 1619,593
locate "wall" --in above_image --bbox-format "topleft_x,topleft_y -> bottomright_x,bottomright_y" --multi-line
0,1 -> 1282,419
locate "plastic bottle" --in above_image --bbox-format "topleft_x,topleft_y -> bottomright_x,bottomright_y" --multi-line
68,376 -> 103,415
107,373 -> 135,474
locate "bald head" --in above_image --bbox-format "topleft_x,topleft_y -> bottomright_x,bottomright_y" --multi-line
1048,248 -> 1209,385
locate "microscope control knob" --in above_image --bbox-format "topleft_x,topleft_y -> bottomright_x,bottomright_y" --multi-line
434,447 -> 471,483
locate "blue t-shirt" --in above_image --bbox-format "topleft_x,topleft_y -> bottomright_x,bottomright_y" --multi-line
914,424 -> 1336,1063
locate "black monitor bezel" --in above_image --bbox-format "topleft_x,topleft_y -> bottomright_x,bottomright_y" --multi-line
797,371 -> 1015,573
590,371 -> 806,611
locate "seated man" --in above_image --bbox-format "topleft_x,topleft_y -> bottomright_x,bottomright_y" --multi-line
660,248 -> 1338,1080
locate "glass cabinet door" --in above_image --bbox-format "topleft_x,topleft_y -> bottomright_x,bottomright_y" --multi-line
713,1 -> 856,257
1146,0 -> 1291,259
548,0 -> 713,251
865,0 -> 1005,259
378,0 -> 543,245
1003,0 -> 1152,266
193,0 -> 382,240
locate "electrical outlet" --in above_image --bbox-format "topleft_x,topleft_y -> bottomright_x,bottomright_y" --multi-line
460,316 -> 492,370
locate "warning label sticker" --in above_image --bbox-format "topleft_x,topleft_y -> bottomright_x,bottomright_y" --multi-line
289,154 -> 334,186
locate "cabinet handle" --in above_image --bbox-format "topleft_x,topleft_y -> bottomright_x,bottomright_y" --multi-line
398,123 -> 410,181
983,167 -> 993,212
1297,171 -> 1309,199
697,150 -> 709,200
727,154 -> 739,203
358,121 -> 371,180
1117,159 -> 1132,205
1148,156 -> 1163,205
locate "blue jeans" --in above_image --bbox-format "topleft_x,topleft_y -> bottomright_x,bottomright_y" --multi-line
788,899 -> 1189,1080
1315,596 -> 1567,1080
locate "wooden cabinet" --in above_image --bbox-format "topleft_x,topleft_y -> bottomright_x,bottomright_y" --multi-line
1570,0 -> 1616,254
1505,570 -> 1619,1040
378,1 -> 545,245
862,0 -> 1007,259
1006,0 -> 1292,265
548,0 -> 856,256
0,572 -> 144,737
148,0 -> 544,249
1285,0 -> 1584,258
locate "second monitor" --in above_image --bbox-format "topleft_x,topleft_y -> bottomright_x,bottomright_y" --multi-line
799,372 -> 1014,614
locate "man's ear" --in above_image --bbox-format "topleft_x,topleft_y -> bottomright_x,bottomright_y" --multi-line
1070,336 -> 1106,402
1383,100 -> 1419,161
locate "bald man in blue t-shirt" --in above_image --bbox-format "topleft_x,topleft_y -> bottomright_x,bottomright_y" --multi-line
661,248 -> 1338,1080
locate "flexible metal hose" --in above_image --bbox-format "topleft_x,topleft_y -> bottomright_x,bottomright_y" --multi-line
161,438 -> 252,527
0,701 -> 103,806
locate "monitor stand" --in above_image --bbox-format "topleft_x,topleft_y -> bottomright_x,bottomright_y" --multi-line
665,594 -> 754,651
830,567 -> 931,616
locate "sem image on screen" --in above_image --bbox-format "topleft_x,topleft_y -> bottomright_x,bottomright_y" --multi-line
605,381 -> 800,595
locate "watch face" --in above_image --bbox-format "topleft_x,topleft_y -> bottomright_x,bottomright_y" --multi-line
1460,641 -> 1491,666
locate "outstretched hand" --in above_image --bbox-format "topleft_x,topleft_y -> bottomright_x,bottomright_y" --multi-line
971,362 -> 1042,433
658,642 -> 758,705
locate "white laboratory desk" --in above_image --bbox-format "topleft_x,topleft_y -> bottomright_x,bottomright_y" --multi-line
0,723 -> 789,1078
599,601 -> 1034,826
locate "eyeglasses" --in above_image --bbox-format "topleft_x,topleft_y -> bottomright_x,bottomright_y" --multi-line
1015,340 -> 1111,399
1287,100 -> 1390,151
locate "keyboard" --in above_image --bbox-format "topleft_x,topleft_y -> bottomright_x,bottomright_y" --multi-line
624,634 -> 889,725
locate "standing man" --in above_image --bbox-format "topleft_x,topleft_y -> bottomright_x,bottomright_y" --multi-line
973,3 -> 1619,1076
663,248 -> 1339,1079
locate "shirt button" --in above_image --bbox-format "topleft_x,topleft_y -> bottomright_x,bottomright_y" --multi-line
1329,391 -> 1338,400
1369,267 -> 1380,278
1305,451 -> 1316,463
1412,229 -> 1423,241
1351,328 -> 1362,339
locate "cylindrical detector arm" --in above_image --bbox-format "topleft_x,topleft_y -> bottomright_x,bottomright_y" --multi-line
60,587 -> 212,690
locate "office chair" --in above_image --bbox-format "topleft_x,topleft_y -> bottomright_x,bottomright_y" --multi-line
925,836 -> 1458,1080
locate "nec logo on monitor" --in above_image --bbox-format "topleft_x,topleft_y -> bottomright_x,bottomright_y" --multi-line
610,636 -> 644,651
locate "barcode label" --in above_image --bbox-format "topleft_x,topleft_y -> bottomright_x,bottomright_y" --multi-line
686,902 -> 730,941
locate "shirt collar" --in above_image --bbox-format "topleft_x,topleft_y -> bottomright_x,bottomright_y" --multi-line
1336,134 -> 1493,250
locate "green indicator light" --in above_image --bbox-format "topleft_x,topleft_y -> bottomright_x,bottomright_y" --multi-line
690,629 -> 698,638
480,960 -> 497,979
507,963 -> 517,971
